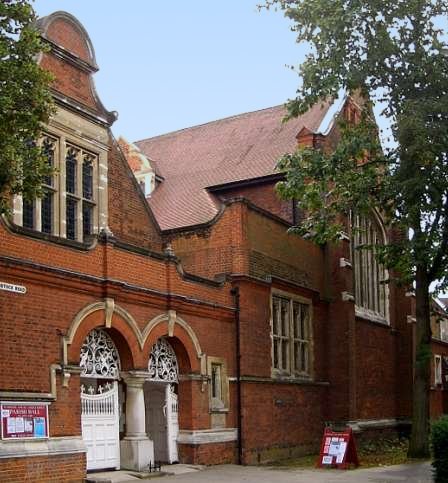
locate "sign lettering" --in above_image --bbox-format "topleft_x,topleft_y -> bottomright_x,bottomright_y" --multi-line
0,282 -> 26,294
1,402 -> 49,439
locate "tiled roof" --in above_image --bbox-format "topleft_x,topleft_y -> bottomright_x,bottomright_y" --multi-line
135,102 -> 331,230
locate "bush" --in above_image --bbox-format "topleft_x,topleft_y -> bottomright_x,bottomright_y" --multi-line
431,416 -> 448,482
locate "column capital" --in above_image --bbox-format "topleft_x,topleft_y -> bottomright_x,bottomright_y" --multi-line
120,370 -> 150,387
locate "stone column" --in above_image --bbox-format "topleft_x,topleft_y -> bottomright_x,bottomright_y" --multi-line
120,371 -> 154,471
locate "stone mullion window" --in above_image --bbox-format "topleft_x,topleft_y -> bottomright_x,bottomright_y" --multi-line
292,302 -> 310,375
351,212 -> 388,322
18,135 -> 58,234
40,136 -> 57,235
81,152 -> 97,238
272,294 -> 312,378
13,125 -> 106,243
65,145 -> 80,240
272,296 -> 290,373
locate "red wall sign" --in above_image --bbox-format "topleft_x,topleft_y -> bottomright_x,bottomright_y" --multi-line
1,402 -> 49,439
317,427 -> 359,469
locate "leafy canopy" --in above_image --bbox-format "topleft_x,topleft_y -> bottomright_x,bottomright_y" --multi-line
0,0 -> 54,214
264,0 -> 448,291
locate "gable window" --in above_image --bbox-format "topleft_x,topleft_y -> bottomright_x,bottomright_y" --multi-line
14,133 -> 100,243
271,292 -> 312,378
350,213 -> 388,322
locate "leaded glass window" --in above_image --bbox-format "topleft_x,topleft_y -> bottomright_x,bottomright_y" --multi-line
82,154 -> 94,200
272,294 -> 312,377
66,147 -> 78,194
41,191 -> 53,234
42,136 -> 55,187
350,213 -> 388,321
83,202 -> 93,237
66,197 -> 77,240
22,199 -> 34,229
14,134 -> 100,243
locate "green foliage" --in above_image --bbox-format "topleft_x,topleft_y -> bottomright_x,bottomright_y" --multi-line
0,0 -> 54,214
431,416 -> 448,482
264,0 -> 448,293
263,0 -> 448,458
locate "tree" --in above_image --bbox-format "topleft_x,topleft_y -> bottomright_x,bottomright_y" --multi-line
264,0 -> 448,457
0,0 -> 54,214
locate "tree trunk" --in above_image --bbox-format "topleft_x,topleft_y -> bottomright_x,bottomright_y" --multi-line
408,265 -> 431,458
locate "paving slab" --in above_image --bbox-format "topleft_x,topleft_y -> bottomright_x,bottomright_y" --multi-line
85,464 -> 204,483
139,462 -> 432,483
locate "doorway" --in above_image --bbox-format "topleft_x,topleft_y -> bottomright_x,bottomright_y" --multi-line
144,382 -> 179,463
79,328 -> 121,471
145,338 -> 180,463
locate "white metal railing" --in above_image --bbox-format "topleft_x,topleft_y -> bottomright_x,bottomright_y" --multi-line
81,382 -> 118,416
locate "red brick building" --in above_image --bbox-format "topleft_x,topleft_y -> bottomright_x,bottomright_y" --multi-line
0,10 -> 427,483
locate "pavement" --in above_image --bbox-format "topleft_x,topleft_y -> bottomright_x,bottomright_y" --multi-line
86,462 -> 432,482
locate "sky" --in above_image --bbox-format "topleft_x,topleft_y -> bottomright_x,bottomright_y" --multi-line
32,1 -> 306,143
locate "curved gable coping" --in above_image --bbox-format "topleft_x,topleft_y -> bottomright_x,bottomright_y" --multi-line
52,91 -> 117,128
41,37 -> 98,73
36,12 -> 117,127
36,11 -> 98,70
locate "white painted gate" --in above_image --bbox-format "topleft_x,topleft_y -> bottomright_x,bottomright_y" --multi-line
166,384 -> 179,463
81,382 -> 120,471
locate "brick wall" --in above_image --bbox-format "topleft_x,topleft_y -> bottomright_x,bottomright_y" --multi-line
0,454 -> 85,483
170,202 -> 249,279
241,383 -> 327,463
216,181 -> 295,224
430,340 -> 448,418
107,138 -> 162,250
178,442 -> 237,465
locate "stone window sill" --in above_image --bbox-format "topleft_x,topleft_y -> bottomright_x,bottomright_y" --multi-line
355,306 -> 389,327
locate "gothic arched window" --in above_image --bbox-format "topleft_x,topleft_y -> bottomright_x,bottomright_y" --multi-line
350,212 -> 388,322
80,328 -> 121,379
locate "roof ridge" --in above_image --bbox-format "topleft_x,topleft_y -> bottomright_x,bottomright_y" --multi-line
134,104 -> 287,144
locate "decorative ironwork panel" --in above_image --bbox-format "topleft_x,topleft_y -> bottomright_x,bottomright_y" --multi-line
80,329 -> 121,379
149,338 -> 179,383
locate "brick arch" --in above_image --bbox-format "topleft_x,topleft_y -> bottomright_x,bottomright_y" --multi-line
142,314 -> 206,375
64,300 -> 141,370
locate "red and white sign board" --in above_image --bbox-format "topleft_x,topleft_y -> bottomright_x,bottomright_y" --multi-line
1,402 -> 49,439
317,427 -> 359,469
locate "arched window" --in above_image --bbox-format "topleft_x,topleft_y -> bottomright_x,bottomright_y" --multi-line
80,328 -> 121,379
350,212 -> 388,322
148,338 -> 179,383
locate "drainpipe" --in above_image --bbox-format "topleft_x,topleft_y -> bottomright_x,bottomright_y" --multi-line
231,286 -> 243,465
